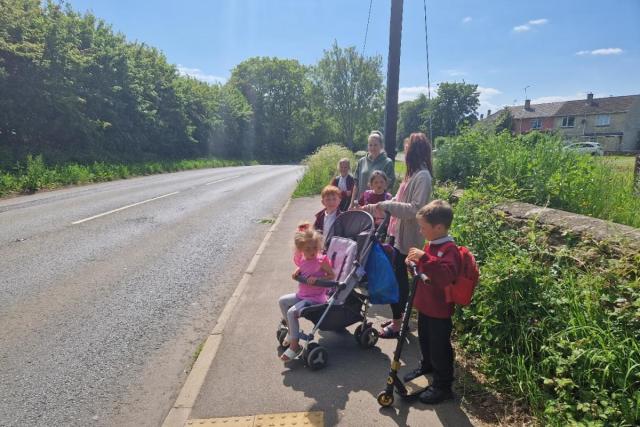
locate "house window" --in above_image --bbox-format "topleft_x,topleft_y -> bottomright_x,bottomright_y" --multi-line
596,115 -> 610,126
561,116 -> 575,127
531,118 -> 542,129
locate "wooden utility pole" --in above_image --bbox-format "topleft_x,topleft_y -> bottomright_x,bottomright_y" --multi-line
383,0 -> 403,161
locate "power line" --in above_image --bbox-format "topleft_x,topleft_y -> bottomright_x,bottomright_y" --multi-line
423,0 -> 433,142
362,0 -> 373,56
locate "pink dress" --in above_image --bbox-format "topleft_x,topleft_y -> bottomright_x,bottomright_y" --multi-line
294,252 -> 332,304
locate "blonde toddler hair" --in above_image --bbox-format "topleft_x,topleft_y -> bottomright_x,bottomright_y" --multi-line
294,222 -> 323,253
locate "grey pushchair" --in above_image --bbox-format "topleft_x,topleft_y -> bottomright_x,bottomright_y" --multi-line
276,210 -> 391,369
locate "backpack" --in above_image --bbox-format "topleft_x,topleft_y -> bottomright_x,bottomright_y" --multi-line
439,242 -> 480,306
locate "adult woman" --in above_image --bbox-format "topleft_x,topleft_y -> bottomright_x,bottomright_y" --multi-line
362,132 -> 433,338
351,131 -> 395,207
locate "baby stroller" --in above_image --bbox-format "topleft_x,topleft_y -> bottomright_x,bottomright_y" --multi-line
276,210 -> 392,370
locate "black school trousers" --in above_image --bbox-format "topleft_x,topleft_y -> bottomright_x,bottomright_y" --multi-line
418,312 -> 454,391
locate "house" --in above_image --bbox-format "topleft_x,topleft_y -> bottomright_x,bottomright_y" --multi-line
485,93 -> 640,152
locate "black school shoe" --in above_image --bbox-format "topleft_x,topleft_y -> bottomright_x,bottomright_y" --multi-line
418,385 -> 453,404
402,366 -> 433,383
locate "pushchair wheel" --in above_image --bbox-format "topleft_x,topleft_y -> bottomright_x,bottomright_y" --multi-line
377,391 -> 394,407
276,324 -> 289,347
357,326 -> 379,348
305,343 -> 328,370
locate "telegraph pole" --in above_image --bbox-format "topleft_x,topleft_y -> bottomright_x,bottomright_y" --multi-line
383,0 -> 403,161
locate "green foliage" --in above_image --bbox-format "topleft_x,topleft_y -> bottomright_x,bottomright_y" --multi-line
0,155 -> 249,195
436,129 -> 640,227
397,94 -> 431,148
451,190 -> 640,426
312,42 -> 384,150
293,144 -> 355,197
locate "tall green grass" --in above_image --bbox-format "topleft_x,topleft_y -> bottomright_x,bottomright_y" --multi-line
450,190 -> 640,426
293,144 -> 355,197
436,130 -> 640,228
0,154 -> 255,197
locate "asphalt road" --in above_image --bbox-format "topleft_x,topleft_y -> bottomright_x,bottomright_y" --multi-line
0,165 -> 302,427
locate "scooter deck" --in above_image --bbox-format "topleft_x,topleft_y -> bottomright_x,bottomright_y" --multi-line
404,375 -> 430,396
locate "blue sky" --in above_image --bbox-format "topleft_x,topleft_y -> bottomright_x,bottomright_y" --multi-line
69,0 -> 640,116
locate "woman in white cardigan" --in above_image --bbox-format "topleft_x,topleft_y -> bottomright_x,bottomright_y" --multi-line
362,132 -> 434,338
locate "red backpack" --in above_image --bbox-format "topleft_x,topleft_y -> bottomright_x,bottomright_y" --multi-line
440,243 -> 480,306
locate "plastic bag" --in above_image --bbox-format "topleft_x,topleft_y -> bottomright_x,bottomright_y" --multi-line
365,241 -> 399,304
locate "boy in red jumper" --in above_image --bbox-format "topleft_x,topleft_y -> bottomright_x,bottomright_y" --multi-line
405,199 -> 460,404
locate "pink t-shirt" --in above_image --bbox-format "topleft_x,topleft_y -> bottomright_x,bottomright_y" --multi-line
388,179 -> 409,237
294,252 -> 332,304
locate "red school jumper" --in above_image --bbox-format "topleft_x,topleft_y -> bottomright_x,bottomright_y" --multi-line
413,237 -> 461,319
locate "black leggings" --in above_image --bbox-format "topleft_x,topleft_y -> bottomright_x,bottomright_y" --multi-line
390,251 -> 410,319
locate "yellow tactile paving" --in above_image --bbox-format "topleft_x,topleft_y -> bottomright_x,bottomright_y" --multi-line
186,411 -> 323,427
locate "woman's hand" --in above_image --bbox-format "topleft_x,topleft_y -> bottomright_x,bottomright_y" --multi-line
406,248 -> 425,264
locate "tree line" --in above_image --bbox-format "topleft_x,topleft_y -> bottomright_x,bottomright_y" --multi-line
0,0 -> 480,169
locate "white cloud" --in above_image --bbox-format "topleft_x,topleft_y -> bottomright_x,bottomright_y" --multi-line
576,48 -> 623,56
177,65 -> 226,84
443,69 -> 467,77
398,86 -> 437,103
531,92 -> 608,104
477,87 -> 502,117
462,16 -> 472,24
514,18 -> 547,33
528,18 -> 548,25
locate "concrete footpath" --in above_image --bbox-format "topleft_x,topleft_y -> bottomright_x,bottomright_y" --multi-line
163,197 -> 479,427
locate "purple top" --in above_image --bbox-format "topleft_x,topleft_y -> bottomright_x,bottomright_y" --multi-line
294,252 -> 332,304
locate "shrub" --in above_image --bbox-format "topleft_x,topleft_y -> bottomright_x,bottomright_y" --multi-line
451,190 -> 640,426
436,129 -> 640,227
293,144 -> 355,197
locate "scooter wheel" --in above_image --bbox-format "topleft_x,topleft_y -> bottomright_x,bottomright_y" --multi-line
377,391 -> 394,407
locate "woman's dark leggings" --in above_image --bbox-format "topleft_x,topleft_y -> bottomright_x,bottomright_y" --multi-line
390,251 -> 409,319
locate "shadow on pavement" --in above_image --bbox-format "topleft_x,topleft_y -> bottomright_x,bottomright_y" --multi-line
280,328 -> 475,426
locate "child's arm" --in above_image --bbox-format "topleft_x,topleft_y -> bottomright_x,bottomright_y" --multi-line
406,247 -> 425,264
292,267 -> 301,280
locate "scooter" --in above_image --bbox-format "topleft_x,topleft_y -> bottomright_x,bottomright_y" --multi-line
376,261 -> 429,407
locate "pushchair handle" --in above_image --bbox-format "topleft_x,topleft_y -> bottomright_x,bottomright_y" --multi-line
295,274 -> 343,289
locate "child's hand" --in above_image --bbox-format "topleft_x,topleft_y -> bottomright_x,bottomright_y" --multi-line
307,276 -> 317,285
406,248 -> 425,264
292,269 -> 300,280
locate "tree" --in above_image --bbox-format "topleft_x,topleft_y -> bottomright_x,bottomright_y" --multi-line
425,82 -> 480,137
312,42 -> 383,150
397,94 -> 430,149
229,57 -> 311,161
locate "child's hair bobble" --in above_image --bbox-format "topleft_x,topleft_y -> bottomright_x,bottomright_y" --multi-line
297,223 -> 310,232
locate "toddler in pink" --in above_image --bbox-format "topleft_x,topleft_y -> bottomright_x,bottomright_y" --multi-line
278,222 -> 335,362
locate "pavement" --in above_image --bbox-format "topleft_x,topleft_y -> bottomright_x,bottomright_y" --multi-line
163,196 -> 480,427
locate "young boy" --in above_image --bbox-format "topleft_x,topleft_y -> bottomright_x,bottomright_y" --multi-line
314,185 -> 342,234
405,199 -> 460,404
330,158 -> 354,212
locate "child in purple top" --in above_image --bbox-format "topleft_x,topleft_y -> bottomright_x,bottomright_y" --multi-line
358,170 -> 392,226
278,222 -> 335,362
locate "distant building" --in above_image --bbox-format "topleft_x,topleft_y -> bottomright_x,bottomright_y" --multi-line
485,94 -> 640,152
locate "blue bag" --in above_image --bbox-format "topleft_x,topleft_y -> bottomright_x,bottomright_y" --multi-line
365,241 -> 399,304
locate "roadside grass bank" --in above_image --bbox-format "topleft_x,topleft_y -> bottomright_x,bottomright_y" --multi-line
0,155 -> 256,197
436,130 -> 640,228
292,144 -> 355,198
448,189 -> 639,426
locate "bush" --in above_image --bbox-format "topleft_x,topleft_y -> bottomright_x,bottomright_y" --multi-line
293,144 -> 355,197
436,129 -> 640,227
451,191 -> 640,426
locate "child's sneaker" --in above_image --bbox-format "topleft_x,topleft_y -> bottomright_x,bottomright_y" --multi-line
418,386 -> 453,404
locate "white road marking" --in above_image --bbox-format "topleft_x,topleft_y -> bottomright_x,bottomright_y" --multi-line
204,175 -> 241,186
72,192 -> 180,225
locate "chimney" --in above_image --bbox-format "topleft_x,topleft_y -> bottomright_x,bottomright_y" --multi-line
487,109 -> 491,117
524,99 -> 531,110
587,93 -> 594,104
